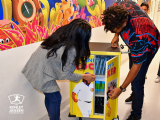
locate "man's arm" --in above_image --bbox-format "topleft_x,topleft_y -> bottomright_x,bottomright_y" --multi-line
109,63 -> 142,99
111,33 -> 120,48
121,63 -> 142,88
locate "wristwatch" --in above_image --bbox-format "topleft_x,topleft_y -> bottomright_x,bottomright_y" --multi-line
120,86 -> 126,92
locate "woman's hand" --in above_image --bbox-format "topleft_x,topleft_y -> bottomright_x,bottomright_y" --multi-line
109,88 -> 122,100
82,74 -> 95,83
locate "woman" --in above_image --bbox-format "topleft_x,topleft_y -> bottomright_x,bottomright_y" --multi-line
22,19 -> 95,120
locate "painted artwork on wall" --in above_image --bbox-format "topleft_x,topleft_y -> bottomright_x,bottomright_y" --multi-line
0,0 -> 116,51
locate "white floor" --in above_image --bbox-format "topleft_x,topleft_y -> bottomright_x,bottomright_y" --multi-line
60,49 -> 160,120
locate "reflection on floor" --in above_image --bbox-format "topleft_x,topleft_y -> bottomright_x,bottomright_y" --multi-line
60,49 -> 160,120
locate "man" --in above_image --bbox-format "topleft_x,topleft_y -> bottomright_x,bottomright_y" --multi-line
125,1 -> 150,103
101,0 -> 160,120
72,73 -> 94,117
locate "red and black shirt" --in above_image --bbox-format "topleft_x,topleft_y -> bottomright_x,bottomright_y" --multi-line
113,0 -> 160,64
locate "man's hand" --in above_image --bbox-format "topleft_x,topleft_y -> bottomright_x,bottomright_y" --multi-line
109,63 -> 142,99
111,33 -> 119,48
109,88 -> 122,99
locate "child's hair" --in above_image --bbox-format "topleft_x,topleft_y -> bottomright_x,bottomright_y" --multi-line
141,2 -> 149,10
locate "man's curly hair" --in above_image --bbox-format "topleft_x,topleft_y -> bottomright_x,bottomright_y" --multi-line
101,5 -> 129,33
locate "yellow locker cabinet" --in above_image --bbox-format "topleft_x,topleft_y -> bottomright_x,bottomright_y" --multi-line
69,42 -> 121,120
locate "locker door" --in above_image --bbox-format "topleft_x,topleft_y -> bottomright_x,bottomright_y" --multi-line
104,56 -> 119,120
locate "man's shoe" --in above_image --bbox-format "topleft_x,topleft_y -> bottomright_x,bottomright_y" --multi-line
155,76 -> 160,83
125,94 -> 133,104
126,115 -> 141,120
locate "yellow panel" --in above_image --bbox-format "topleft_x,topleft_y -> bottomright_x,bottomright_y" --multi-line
104,56 -> 118,120
115,53 -> 121,118
70,55 -> 94,117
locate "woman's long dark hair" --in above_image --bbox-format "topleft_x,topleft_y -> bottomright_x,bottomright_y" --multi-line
41,18 -> 91,70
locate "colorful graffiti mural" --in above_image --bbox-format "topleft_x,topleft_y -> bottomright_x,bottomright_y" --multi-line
0,0 -> 116,51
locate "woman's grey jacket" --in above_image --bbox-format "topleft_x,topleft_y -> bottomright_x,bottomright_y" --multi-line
22,46 -> 82,93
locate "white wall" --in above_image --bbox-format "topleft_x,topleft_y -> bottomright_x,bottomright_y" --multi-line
0,42 -> 47,120
153,0 -> 160,31
0,26 -> 118,120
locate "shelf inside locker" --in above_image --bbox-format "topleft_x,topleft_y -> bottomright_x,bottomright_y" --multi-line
94,113 -> 103,115
95,91 -> 105,97
95,75 -> 105,78
95,76 -> 105,81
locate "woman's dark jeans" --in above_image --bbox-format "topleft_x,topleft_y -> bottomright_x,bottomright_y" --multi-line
44,91 -> 62,120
